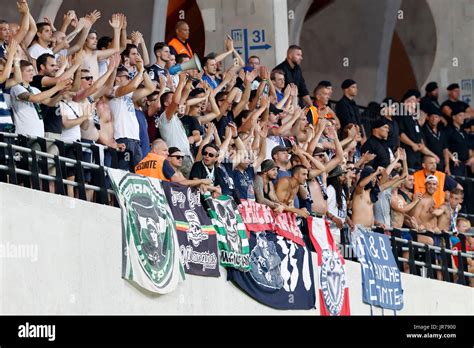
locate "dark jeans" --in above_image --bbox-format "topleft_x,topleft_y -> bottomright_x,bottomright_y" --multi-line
116,138 -> 143,171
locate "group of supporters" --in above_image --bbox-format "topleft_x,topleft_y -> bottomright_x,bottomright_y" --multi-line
0,2 -> 472,282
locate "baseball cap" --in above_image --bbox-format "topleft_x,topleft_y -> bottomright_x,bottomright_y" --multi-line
341,79 -> 356,89
447,83 -> 460,91
425,175 -> 439,184
168,147 -> 182,156
271,145 -> 290,158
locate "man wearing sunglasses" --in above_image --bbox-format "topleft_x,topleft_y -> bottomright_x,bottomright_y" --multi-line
189,143 -> 224,197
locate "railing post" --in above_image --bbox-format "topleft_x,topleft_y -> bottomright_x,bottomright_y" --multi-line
390,234 -> 402,271
30,150 -> 41,190
439,248 -> 450,282
6,143 -> 17,185
54,155 -> 65,196
74,159 -> 87,201
91,165 -> 108,205
407,240 -> 417,275
0,134 -> 7,183
423,244 -> 434,279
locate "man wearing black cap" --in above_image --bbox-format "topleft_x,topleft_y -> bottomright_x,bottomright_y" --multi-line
441,83 -> 474,122
443,112 -> 474,176
422,109 -> 448,171
274,45 -> 312,107
361,117 -> 392,169
420,81 -> 444,125
335,79 -> 364,139
398,89 -> 438,169
380,97 -> 400,153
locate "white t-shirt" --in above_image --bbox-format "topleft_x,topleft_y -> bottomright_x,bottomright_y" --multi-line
98,59 -> 109,78
10,84 -> 44,137
157,111 -> 192,157
109,87 -> 140,140
28,43 -> 54,60
60,100 -> 82,142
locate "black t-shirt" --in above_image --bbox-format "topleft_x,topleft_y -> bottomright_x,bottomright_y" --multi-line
361,136 -> 391,169
444,126 -> 473,162
335,96 -> 362,132
31,75 -> 62,134
385,117 -> 400,152
189,161 -> 225,188
216,110 -> 234,140
397,114 -> 423,144
422,124 -> 448,169
441,99 -> 469,117
180,115 -> 200,137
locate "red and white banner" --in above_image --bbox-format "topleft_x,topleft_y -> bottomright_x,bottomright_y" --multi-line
308,216 -> 350,316
273,212 -> 305,246
238,199 -> 274,234
238,200 -> 305,246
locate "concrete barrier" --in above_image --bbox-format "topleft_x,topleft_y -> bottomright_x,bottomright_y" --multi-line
0,183 -> 472,315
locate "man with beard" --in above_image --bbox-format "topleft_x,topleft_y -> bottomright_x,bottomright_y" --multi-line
254,159 -> 285,213
202,55 -> 221,90
148,42 -> 171,87
275,165 -> 310,218
274,45 -> 312,107
441,83 -> 474,123
189,143 -> 224,196
422,110 -> 448,171
420,82 -> 445,126
413,155 -> 461,208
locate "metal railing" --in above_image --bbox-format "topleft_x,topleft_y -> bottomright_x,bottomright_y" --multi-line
1,133 -> 473,286
341,226 -> 474,286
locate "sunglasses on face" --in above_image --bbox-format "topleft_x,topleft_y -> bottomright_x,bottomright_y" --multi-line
203,151 -> 217,158
170,155 -> 184,160
81,76 -> 93,81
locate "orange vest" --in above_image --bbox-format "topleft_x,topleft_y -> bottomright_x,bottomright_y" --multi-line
168,38 -> 193,58
413,170 -> 446,208
135,153 -> 170,181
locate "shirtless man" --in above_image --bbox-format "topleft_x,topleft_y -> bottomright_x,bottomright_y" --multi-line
437,188 -> 464,232
410,175 -> 443,245
275,164 -> 310,218
82,13 -> 121,80
351,166 -> 384,229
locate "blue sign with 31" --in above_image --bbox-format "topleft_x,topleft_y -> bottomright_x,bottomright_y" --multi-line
231,28 -> 272,62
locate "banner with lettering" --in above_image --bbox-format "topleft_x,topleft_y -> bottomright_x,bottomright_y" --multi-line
162,182 -> 220,277
273,212 -> 305,246
352,227 -> 404,310
308,216 -> 351,316
238,199 -> 274,234
204,194 -> 250,271
108,169 -> 185,294
227,231 -> 316,310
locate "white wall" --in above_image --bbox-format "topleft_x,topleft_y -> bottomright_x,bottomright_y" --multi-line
0,183 -> 472,315
197,0 -> 288,69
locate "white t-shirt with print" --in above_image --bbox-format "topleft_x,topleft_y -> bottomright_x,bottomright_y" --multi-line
109,87 -> 140,140
10,84 -> 44,137
60,100 -> 82,142
28,43 -> 54,60
157,111 -> 192,158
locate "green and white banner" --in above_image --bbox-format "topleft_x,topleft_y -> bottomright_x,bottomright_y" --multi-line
108,168 -> 185,294
204,193 -> 250,271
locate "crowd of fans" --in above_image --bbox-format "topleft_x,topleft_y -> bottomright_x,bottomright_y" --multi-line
0,2 -> 472,279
